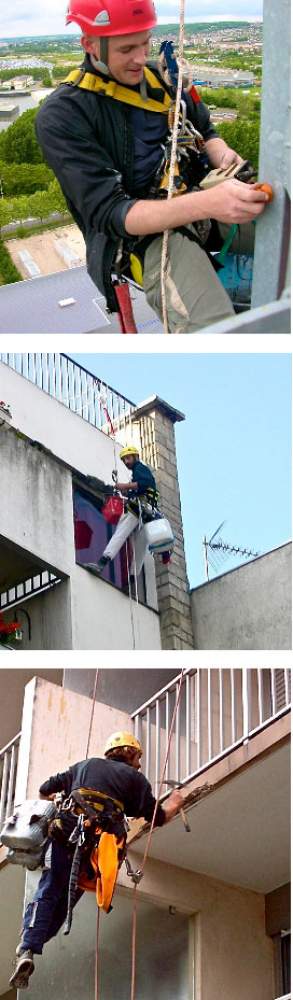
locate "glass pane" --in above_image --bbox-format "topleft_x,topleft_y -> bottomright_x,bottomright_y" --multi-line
73,488 -> 146,603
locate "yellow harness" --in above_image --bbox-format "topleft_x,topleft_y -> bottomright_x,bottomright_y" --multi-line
64,65 -> 173,115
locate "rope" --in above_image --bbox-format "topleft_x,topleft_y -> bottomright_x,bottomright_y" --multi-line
130,668 -> 185,1000
160,0 -> 185,335
85,669 -> 99,760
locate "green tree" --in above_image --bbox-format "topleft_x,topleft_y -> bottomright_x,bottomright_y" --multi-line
0,236 -> 22,285
217,118 -> 260,168
0,160 -> 53,196
0,108 -> 43,165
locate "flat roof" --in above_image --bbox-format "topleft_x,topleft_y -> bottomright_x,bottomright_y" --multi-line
0,266 -> 163,335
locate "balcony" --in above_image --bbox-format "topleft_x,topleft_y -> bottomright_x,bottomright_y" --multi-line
0,352 -> 136,436
132,667 -> 291,789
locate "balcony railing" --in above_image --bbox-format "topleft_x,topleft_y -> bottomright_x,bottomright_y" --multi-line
0,732 -> 21,832
0,569 -> 60,612
275,995 -> 291,1000
132,668 -> 291,791
0,353 -> 136,435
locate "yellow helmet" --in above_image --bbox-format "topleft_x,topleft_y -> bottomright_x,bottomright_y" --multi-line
119,445 -> 139,461
104,731 -> 142,756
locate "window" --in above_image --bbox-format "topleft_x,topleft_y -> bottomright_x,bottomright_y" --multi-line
73,487 -> 146,603
280,932 -> 291,995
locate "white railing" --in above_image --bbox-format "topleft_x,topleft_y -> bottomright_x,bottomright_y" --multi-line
132,668 -> 291,789
0,353 -> 136,435
275,995 -> 291,1000
0,732 -> 21,832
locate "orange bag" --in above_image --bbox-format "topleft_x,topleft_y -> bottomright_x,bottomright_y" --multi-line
101,496 -> 124,525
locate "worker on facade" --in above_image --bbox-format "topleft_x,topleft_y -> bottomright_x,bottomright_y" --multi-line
86,445 -> 159,575
35,0 -> 270,334
10,732 -> 183,990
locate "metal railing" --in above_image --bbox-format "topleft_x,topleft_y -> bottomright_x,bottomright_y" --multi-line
0,732 -> 21,832
275,995 -> 291,1000
0,570 -> 61,613
0,353 -> 136,435
132,668 -> 291,789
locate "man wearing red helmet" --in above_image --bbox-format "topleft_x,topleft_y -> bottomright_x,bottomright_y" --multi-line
35,0 -> 269,332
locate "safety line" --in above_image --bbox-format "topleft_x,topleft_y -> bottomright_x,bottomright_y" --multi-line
95,908 -> 100,1000
85,669 -> 99,760
130,668 -> 185,1000
160,0 -> 185,335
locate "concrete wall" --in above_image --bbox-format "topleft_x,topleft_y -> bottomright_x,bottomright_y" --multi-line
0,361 -> 127,485
0,669 -> 62,748
17,853 -> 274,1000
15,677 -> 133,803
0,865 -> 25,996
120,854 -> 274,1000
70,566 -> 161,650
191,543 -> 292,649
0,429 -> 75,578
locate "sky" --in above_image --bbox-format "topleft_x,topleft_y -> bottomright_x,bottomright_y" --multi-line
70,353 -> 291,589
1,1 -> 263,39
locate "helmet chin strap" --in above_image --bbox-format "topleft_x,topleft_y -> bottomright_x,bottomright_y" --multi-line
90,37 -> 109,75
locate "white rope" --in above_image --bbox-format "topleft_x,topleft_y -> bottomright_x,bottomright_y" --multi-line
160,0 -> 186,335
126,537 -> 137,650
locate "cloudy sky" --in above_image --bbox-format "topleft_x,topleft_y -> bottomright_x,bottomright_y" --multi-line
1,0 -> 263,39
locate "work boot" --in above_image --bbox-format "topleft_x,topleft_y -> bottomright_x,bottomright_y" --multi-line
9,950 -> 35,990
84,556 -> 110,575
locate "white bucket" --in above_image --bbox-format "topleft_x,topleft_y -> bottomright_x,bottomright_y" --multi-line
144,516 -> 174,555
1,799 -> 56,851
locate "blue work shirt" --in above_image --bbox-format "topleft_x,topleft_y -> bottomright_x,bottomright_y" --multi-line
130,106 -> 168,191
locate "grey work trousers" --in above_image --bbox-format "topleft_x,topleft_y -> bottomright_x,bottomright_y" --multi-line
143,222 -> 254,334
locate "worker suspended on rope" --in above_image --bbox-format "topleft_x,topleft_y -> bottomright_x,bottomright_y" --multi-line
85,445 -> 162,576
34,0 -> 271,334
9,732 -> 183,991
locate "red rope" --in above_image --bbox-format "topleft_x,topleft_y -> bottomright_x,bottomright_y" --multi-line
130,669 -> 185,1000
85,669 -> 99,760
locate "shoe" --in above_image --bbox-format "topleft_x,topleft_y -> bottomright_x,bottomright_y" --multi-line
84,556 -> 110,575
10,950 -> 35,990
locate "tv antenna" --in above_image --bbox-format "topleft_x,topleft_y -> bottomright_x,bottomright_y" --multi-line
203,521 -> 260,581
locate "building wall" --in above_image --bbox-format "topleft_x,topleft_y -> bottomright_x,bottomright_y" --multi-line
0,361 -> 127,485
119,855 -> 274,1000
15,677 -> 133,803
18,853 -> 274,1000
0,669 -> 62,748
191,544 -> 292,649
70,566 -> 161,650
0,429 -> 75,578
0,366 -> 161,650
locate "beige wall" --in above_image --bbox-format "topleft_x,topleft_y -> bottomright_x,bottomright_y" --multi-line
0,669 -> 62,749
15,677 -> 132,800
119,854 -> 274,1000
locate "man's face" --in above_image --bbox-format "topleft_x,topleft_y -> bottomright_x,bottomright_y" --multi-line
123,453 -> 138,469
130,750 -> 142,770
82,30 -> 152,85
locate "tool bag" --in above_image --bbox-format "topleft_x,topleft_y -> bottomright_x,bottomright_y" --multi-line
1,799 -> 57,869
101,495 -> 124,524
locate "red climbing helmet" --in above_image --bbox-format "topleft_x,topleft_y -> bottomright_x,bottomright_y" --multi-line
66,0 -> 157,36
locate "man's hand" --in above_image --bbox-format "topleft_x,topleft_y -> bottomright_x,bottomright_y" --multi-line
218,147 -> 244,170
204,179 -> 270,225
162,788 -> 184,823
205,136 -> 244,170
